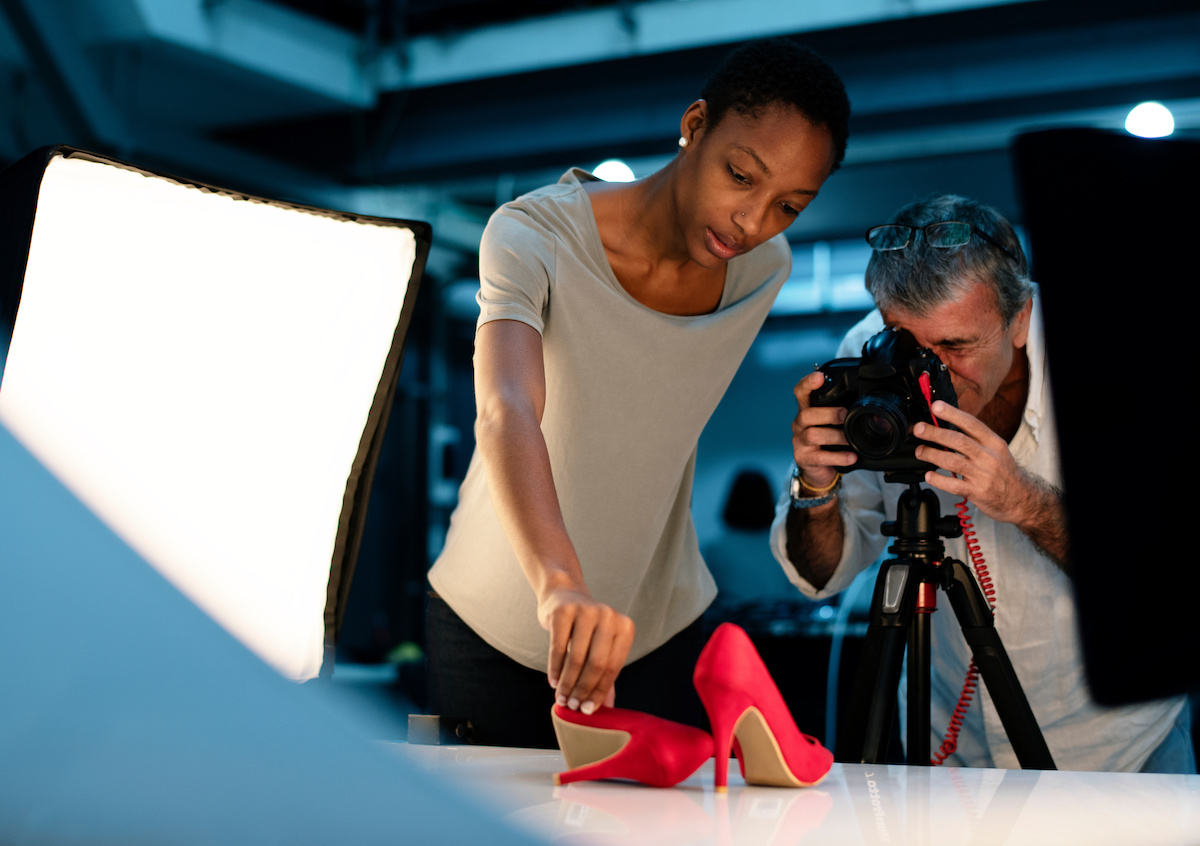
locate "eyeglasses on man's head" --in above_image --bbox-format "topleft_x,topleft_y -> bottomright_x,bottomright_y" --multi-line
865,221 -> 1020,264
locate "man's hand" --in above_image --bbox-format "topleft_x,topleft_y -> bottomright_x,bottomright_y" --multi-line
914,401 -> 1070,569
784,370 -> 856,589
912,401 -> 1036,523
538,584 -> 634,715
791,370 -> 859,485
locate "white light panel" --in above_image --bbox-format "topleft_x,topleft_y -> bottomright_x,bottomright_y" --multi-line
0,154 -> 418,680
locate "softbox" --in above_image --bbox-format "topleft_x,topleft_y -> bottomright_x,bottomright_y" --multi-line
0,145 -> 430,681
1013,127 -> 1199,705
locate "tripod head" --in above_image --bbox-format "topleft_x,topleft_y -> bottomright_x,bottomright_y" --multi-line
880,482 -> 963,565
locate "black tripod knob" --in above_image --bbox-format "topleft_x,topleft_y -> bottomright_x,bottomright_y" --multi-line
881,483 -> 962,554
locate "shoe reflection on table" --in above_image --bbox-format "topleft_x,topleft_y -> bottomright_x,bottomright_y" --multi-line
539,782 -> 711,845
507,776 -> 833,846
716,787 -> 834,846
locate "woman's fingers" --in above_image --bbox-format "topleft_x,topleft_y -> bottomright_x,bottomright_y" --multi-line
543,593 -> 634,712
569,614 -> 633,713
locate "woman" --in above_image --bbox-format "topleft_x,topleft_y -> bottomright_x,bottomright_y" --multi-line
427,38 -> 850,747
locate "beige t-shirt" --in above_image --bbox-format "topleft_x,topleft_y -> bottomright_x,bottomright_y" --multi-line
429,169 -> 790,671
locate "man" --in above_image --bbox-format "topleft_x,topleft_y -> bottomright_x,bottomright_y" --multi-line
770,194 -> 1193,772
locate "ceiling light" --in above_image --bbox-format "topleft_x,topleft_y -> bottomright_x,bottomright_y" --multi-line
1124,102 -> 1175,138
593,159 -> 635,182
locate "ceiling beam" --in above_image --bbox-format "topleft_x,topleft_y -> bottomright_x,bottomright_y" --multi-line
117,0 -> 376,107
0,0 -> 133,155
360,7 -> 1200,181
379,0 -> 1044,90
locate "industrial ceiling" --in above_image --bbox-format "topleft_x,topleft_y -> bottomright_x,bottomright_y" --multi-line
2,0 -> 1198,277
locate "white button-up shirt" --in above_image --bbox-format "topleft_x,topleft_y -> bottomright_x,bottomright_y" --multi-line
770,292 -> 1185,771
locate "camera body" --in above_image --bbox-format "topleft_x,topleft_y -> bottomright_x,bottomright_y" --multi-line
810,327 -> 958,474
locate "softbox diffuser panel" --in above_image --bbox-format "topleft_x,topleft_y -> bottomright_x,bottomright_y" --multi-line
0,147 -> 429,681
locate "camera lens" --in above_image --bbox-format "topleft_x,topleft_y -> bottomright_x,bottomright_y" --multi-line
862,414 -> 895,441
844,394 -> 909,459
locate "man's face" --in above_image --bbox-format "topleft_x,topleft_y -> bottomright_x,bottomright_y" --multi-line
880,279 -> 1032,417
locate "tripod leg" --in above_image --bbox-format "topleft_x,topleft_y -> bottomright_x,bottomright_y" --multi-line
907,583 -> 935,765
837,559 -> 920,764
941,559 -> 1057,770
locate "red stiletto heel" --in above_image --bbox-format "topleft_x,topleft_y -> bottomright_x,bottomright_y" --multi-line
550,704 -> 713,788
694,623 -> 833,790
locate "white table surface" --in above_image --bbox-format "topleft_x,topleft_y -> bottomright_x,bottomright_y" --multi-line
398,743 -> 1200,846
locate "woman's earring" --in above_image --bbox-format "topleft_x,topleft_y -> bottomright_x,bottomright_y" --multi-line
678,136 -> 688,148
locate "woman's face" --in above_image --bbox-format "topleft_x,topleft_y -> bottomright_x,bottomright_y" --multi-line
674,101 -> 836,268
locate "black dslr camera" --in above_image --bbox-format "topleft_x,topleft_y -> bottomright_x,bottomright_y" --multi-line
810,327 -> 958,475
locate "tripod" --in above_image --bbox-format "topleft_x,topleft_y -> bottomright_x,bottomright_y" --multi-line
834,479 -> 1056,769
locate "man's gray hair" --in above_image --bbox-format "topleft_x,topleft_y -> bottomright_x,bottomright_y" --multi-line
865,195 -> 1032,326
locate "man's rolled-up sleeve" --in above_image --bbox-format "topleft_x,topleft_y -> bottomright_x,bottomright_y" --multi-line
769,467 -> 890,600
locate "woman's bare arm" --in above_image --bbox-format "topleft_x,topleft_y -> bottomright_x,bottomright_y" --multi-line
473,320 -> 634,713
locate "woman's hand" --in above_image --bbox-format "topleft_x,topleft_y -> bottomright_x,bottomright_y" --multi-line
538,582 -> 634,713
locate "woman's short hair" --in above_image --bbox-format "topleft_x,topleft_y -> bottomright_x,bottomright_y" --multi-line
865,194 -> 1032,326
700,38 -> 851,171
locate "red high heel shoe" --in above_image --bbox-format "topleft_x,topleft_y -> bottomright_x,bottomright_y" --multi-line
550,704 -> 713,788
693,623 -> 833,790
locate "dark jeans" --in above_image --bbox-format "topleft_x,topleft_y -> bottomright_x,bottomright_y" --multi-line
425,593 -> 707,748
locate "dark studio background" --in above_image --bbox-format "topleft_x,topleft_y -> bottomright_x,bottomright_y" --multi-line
2,0 -> 1197,757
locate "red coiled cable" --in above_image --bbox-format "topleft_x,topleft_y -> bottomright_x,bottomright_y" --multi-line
917,372 -> 997,766
931,499 -> 994,765
933,661 -> 979,764
958,499 -> 995,610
